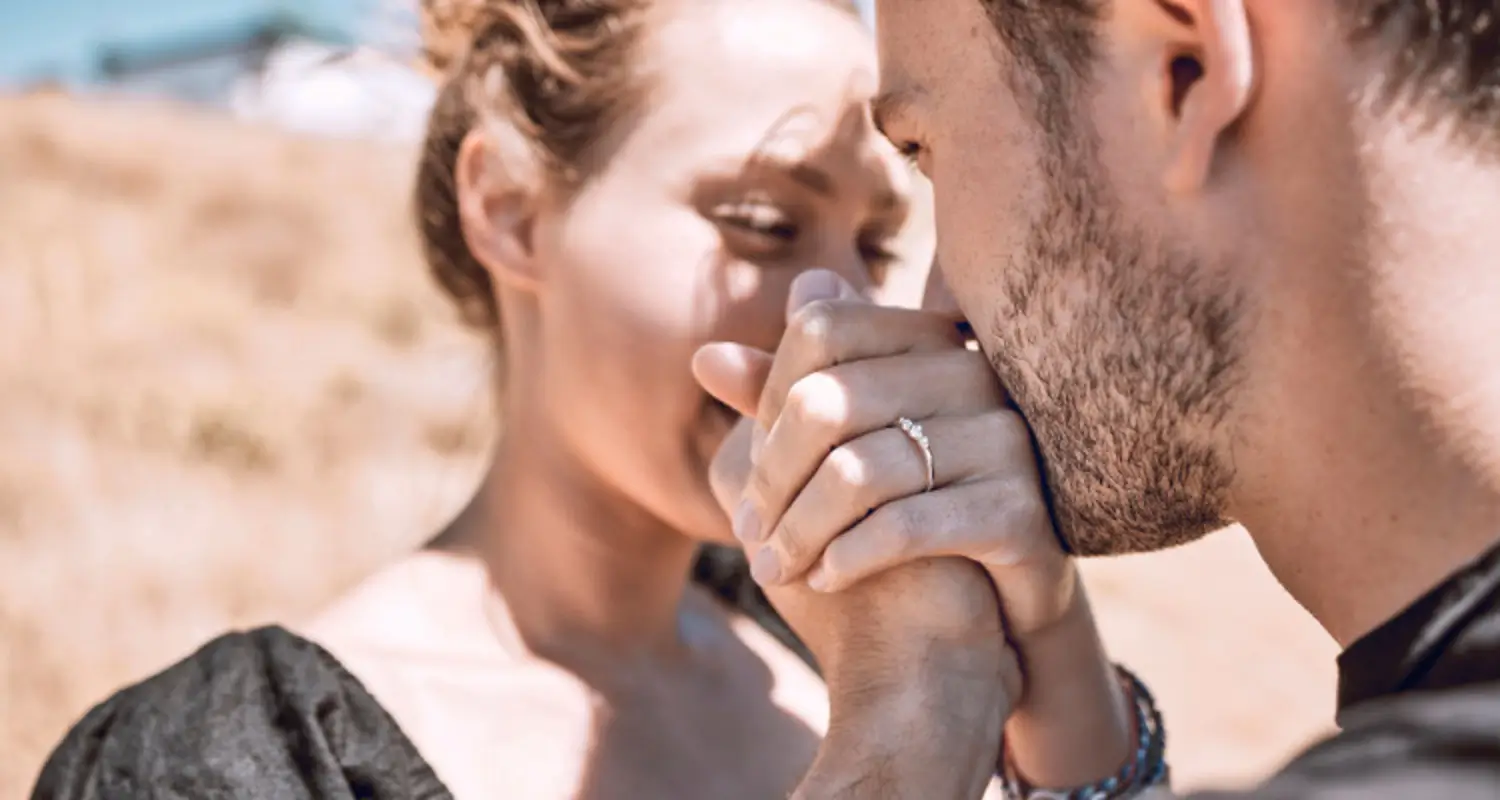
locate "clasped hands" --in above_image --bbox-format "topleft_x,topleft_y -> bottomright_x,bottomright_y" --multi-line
693,269 -> 1093,799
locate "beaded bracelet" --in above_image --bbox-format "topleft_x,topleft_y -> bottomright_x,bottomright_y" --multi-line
1000,664 -> 1169,800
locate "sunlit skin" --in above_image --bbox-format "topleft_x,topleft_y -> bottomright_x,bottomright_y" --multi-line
731,0 -> 1500,795
291,1 -> 971,798
870,0 -> 1500,645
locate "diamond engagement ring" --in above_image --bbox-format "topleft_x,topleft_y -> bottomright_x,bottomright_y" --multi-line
896,417 -> 936,493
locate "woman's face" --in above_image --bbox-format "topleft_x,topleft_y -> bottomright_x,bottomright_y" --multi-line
519,0 -> 911,543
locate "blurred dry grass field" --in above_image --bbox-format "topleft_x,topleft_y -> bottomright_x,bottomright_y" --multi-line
0,92 -> 1338,798
0,92 -> 497,797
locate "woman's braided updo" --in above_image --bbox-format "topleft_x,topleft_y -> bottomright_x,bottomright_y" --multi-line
414,0 -> 650,329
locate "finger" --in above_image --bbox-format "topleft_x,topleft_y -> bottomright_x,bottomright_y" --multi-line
744,350 -> 1007,541
786,268 -> 863,319
757,268 -> 863,438
756,302 -> 963,438
805,477 -> 1054,594
693,342 -> 773,418
754,413 -> 1017,584
980,547 -> 1078,639
709,417 -> 756,515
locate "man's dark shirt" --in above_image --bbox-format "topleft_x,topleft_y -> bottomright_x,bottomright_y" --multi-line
1194,539 -> 1500,798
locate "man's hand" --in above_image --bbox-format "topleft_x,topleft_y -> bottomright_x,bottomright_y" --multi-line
699,274 -> 1075,638
696,270 -> 1016,798
708,417 -> 1012,800
695,269 -> 1134,792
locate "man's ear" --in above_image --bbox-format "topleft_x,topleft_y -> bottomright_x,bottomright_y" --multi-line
454,127 -> 545,292
1118,0 -> 1256,194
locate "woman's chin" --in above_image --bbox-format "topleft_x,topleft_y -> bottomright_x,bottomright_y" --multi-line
678,489 -> 742,546
675,397 -> 749,546
700,397 -> 741,448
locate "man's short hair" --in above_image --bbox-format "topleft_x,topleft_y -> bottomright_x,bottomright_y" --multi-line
1347,1 -> 1500,149
980,0 -> 1500,150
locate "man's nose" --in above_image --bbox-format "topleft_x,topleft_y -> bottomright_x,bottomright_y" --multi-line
920,258 -> 965,323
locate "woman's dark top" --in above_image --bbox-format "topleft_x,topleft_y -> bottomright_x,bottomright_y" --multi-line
30,546 -> 801,800
32,541 -> 1500,798
33,626 -> 450,800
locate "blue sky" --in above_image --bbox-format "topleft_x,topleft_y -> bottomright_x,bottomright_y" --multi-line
0,0 -> 387,85
1,0 -> 871,87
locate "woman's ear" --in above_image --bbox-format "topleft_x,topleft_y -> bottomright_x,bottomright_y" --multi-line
454,127 -> 545,293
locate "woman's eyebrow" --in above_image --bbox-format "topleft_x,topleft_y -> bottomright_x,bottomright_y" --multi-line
785,162 -> 835,198
731,155 -> 906,216
735,154 -> 835,198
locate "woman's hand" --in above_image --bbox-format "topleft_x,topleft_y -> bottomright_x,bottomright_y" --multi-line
701,362 -> 1013,799
694,269 -> 1133,791
708,419 -> 1017,690
698,269 -> 1073,636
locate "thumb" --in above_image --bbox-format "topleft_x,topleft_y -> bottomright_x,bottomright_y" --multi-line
708,417 -> 756,516
786,268 -> 866,320
981,554 -> 1078,640
693,342 -> 773,418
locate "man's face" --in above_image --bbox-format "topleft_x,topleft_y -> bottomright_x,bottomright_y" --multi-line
873,0 -> 1269,556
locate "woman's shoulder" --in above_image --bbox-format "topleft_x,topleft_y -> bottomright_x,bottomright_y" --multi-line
31,626 -> 450,800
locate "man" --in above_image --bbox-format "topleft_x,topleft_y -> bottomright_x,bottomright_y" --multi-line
700,0 -> 1500,796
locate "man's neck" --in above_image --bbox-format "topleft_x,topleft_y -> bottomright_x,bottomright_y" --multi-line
438,419 -> 701,666
1232,134 -> 1500,646
1235,373 -> 1500,647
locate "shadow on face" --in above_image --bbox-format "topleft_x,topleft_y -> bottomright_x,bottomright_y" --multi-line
461,0 -> 920,544
870,0 -> 1369,555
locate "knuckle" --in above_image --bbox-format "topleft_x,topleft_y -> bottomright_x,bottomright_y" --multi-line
984,480 -> 1051,564
818,536 -> 859,585
790,299 -> 841,359
785,372 -> 851,437
774,517 -> 813,562
825,442 -> 873,497
746,465 -> 778,508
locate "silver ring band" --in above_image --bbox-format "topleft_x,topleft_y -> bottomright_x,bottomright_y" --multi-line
896,417 -> 935,493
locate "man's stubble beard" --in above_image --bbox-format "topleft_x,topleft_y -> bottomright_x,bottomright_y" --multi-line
980,137 -> 1247,557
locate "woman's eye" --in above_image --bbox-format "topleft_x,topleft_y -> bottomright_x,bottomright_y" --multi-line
713,199 -> 800,243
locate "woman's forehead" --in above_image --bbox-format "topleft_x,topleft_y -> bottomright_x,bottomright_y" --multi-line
638,0 -> 881,163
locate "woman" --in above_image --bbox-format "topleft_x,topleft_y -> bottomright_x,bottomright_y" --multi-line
30,0 -> 976,798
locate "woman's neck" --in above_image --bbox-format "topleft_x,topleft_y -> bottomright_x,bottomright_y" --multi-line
440,425 -> 703,666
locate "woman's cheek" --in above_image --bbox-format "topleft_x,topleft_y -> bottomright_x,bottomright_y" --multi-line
705,262 -> 802,354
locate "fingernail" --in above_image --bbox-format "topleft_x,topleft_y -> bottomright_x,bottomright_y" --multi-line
807,565 -> 832,592
789,269 -> 845,310
750,548 -> 782,584
732,500 -> 763,544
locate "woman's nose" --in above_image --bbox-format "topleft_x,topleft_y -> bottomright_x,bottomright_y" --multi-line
822,254 -> 875,299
